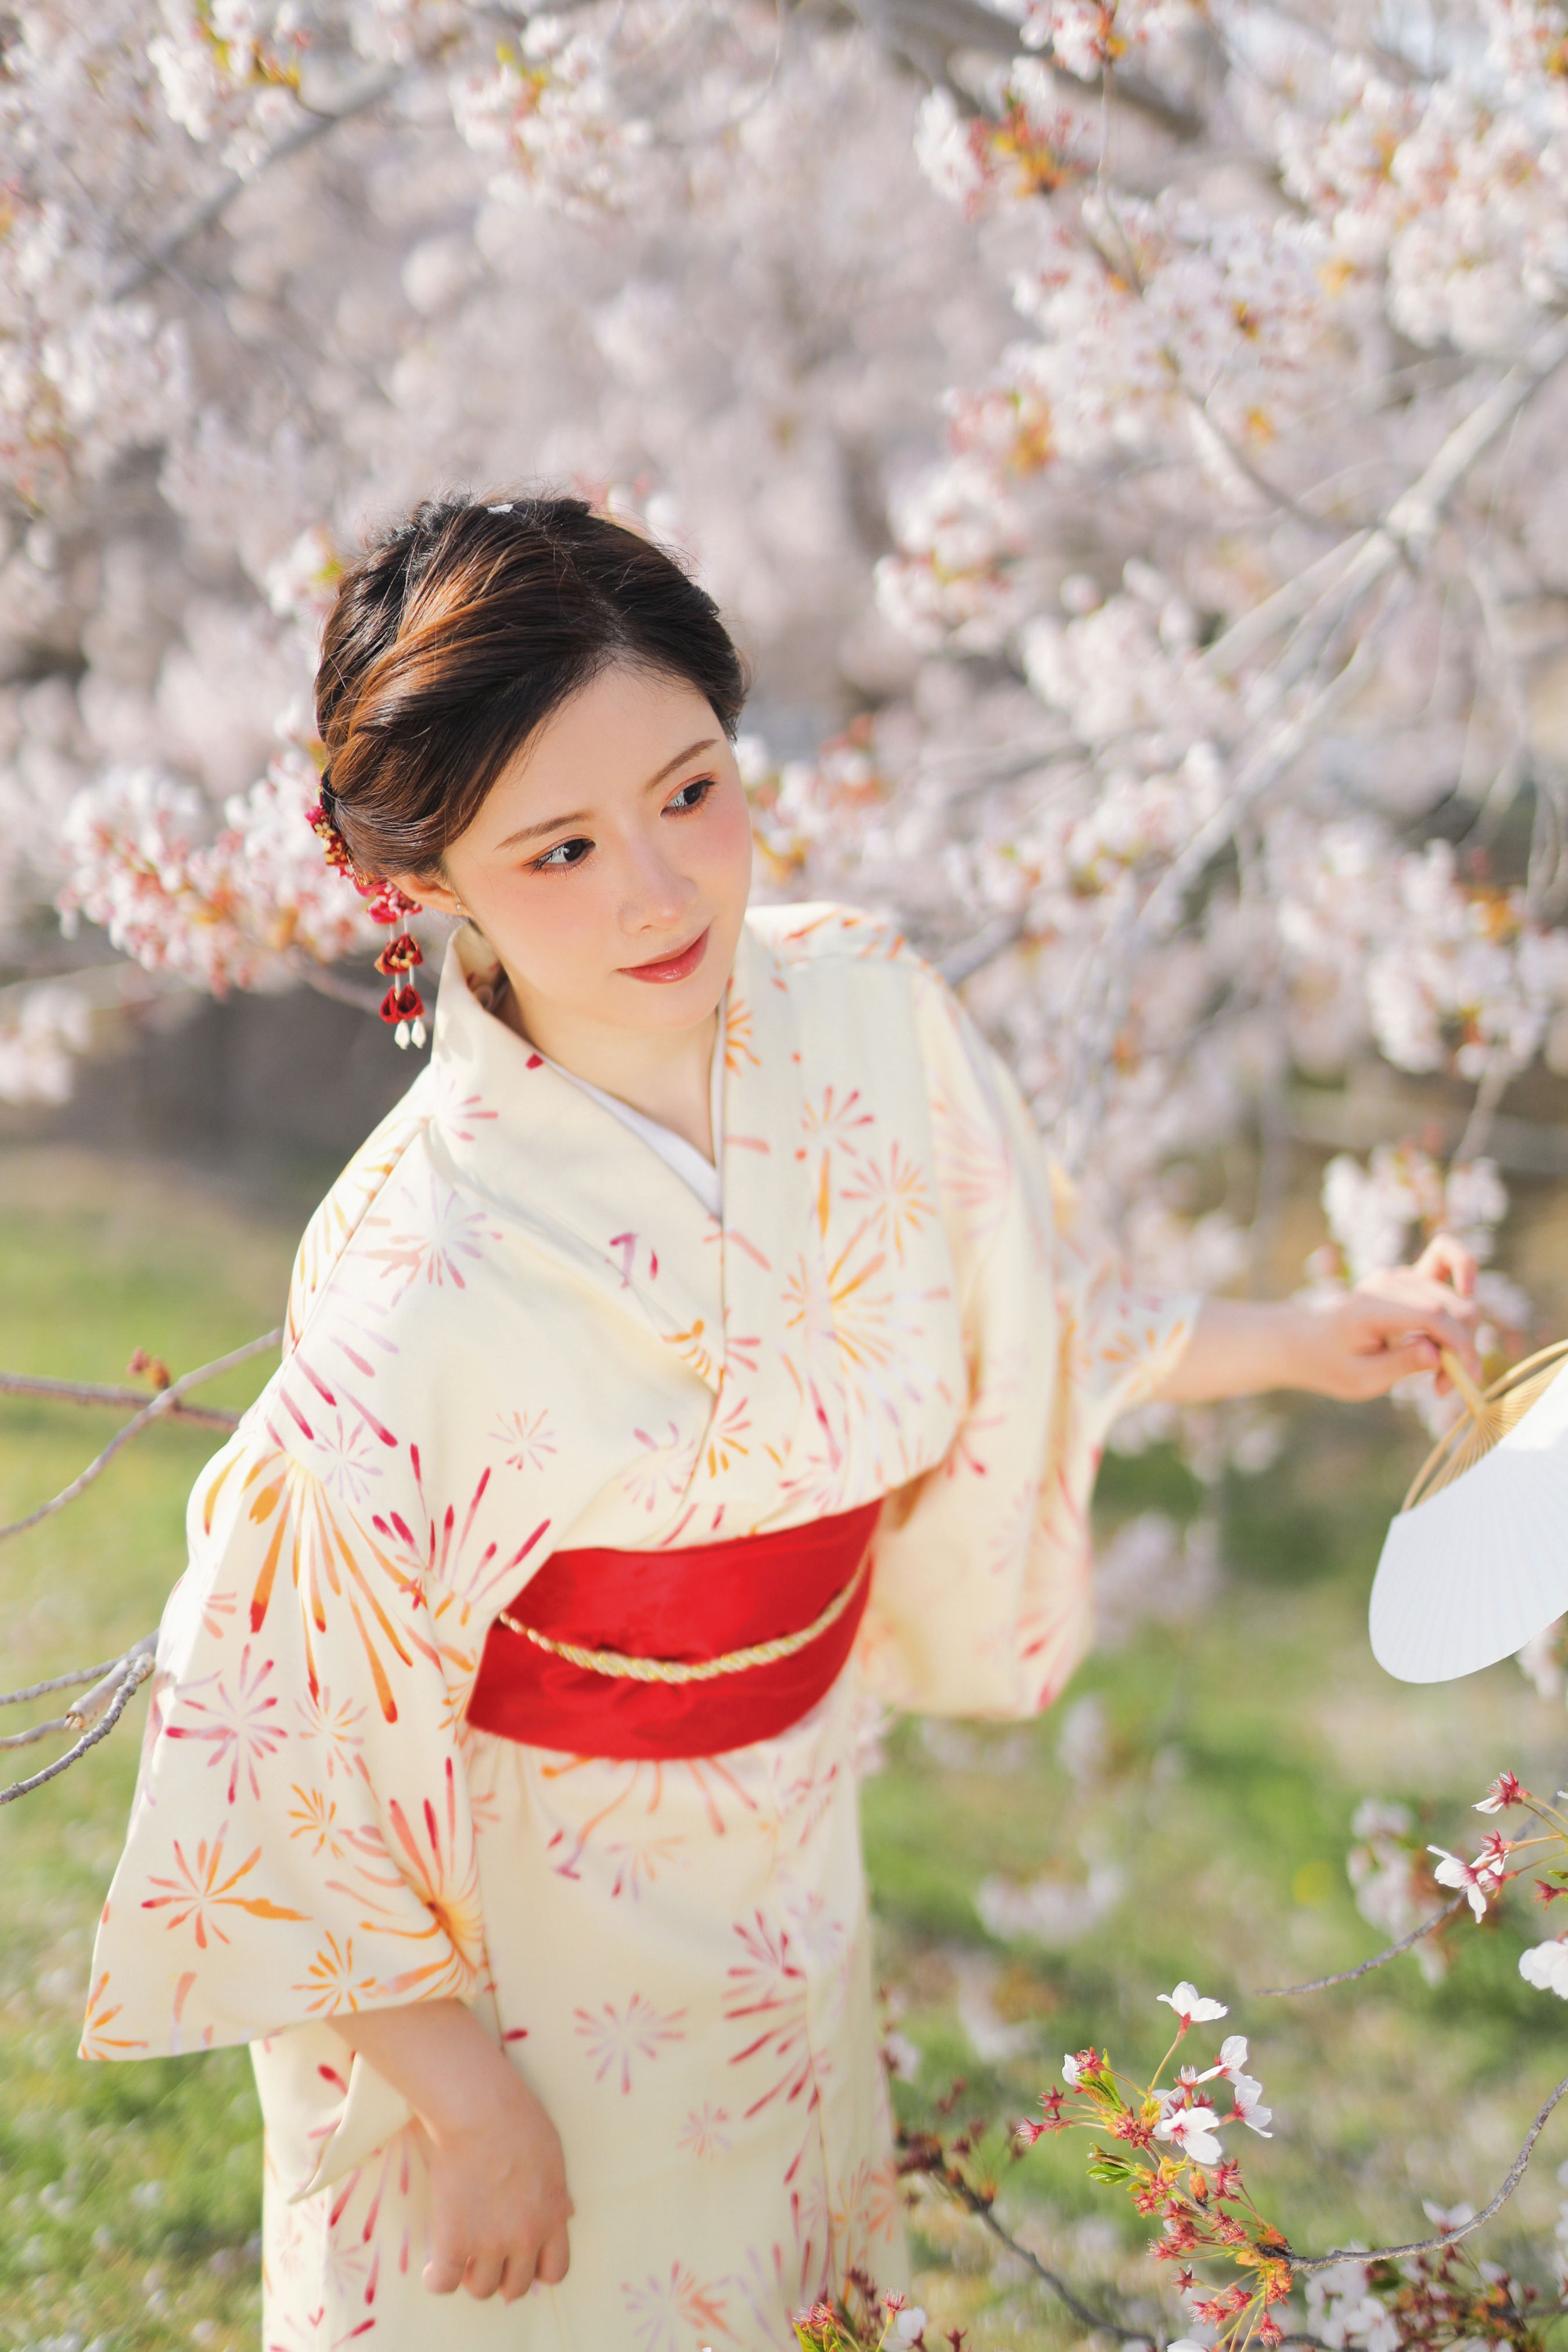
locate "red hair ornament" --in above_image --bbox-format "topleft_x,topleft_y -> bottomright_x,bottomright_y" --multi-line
308,792 -> 428,1048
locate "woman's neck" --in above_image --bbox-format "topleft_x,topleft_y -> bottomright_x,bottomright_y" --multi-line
497,977 -> 719,1163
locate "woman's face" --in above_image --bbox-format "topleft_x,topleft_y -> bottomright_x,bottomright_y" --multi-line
397,664 -> 753,1046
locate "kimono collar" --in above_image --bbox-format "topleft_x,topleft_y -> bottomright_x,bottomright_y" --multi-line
422,920 -> 811,1404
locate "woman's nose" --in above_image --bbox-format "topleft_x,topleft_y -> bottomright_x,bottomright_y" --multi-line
617,835 -> 696,933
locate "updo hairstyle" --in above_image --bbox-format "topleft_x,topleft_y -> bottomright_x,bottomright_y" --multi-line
315,494 -> 749,884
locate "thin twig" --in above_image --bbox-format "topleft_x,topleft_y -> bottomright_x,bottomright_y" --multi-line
0,1712 -> 74,1750
0,1650 -> 155,1804
1454,1058 -> 1513,1169
1257,1895 -> 1465,1995
109,69 -> 402,300
940,915 -> 1027,987
859,0 -> 1203,134
0,1371 -> 239,1432
1291,2068 -> 1568,2272
919,2149 -> 1343,2347
0,1654 -> 139,1707
0,963 -> 178,1015
916,2156 -> 1157,2342
290,955 -> 387,1016
64,1638 -> 157,1731
921,2066 -> 1568,2332
0,1330 -> 280,1545
1200,317 -> 1568,691
1059,522 -> 1428,1159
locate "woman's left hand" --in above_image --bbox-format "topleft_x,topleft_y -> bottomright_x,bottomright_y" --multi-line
1156,1235 -> 1484,1405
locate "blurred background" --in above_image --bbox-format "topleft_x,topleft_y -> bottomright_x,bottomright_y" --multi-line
12,2 -> 1568,2346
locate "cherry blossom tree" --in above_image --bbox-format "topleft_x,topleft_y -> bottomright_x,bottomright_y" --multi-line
1,0 -> 1004,1079
9,0 -> 1568,1369
17,18 -> 1568,2337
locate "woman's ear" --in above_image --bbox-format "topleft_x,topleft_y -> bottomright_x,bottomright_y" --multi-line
386,871 -> 463,919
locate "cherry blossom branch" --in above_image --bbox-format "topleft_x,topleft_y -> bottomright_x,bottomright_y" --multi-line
950,2184 -> 1170,2342
0,1371 -> 239,1432
1290,2066 -> 1568,2274
1459,548 -> 1533,844
0,1334 -> 278,1796
860,0 -> 1204,135
109,64 -> 403,301
914,2135 -> 1347,2352
0,1655 -> 138,1707
926,2065 -> 1568,2340
900,2132 -> 1166,2343
919,2020 -> 1568,2343
1058,332 -> 1568,1156
940,914 -> 1027,986
1256,1895 -> 1467,1995
2,1711 -> 85,1750
290,955 -> 387,1016
1188,393 -> 1358,541
1061,624 -> 1391,1164
0,1641 -> 156,1806
1386,323 -> 1568,558
1454,1059 -> 1515,1170
1201,318 -> 1568,688
0,1329 -> 280,1544
0,1635 -> 157,1750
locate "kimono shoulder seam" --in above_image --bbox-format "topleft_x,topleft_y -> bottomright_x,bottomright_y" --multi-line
285,1109 -> 437,1360
952,1145 -> 1037,1329
747,900 -> 919,973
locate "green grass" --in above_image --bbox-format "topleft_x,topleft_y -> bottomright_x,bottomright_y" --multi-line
869,1412 -> 1568,2343
4,1145 -> 1568,2349
0,1149 -> 323,2352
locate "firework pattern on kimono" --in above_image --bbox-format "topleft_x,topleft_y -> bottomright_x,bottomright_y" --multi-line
84,904 -> 1194,2351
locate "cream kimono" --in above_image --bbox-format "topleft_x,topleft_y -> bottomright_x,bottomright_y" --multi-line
84,904 -> 1193,2352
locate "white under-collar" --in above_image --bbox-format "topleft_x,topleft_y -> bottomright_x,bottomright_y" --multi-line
451,943 -> 725,1220
544,1045 -> 723,1220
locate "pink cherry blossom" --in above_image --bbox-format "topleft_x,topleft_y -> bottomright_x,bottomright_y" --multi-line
1520,1939 -> 1568,1998
1154,2102 -> 1228,2164
1228,2075 -> 1274,2138
1429,1844 -> 1504,1921
1158,1981 -> 1228,2029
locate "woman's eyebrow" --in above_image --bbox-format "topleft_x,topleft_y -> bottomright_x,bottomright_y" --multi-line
643,735 -> 720,790
494,737 -> 721,849
495,807 -> 592,848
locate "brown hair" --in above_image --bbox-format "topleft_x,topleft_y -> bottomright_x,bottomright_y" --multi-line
315,494 -> 749,882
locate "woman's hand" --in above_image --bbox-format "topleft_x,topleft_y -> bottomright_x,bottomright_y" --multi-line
1325,1233 -> 1483,1400
1155,1235 -> 1483,1405
420,2055 -> 571,2300
329,1998 -> 572,2300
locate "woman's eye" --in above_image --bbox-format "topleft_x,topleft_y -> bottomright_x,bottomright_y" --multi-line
531,836 -> 593,871
666,777 -> 714,814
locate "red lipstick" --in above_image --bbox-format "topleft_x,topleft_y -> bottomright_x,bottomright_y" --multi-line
620,927 -> 710,984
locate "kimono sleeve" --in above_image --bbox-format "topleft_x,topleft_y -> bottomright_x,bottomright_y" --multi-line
857,965 -> 1197,1719
81,1412 -> 483,2062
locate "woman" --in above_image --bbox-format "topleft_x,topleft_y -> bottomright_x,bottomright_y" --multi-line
84,495 -> 1479,2352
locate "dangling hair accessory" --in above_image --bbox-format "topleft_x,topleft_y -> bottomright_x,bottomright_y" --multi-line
374,929 -> 426,1048
310,775 -> 429,1049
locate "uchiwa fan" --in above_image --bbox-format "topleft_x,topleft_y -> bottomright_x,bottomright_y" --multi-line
1401,1342 -> 1568,1506
1369,1339 -> 1568,1684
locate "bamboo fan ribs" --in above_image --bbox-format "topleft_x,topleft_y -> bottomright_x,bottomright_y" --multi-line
1402,1342 -> 1568,1511
1371,1339 -> 1568,1685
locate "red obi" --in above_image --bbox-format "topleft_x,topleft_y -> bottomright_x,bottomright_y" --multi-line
465,1501 -> 882,1760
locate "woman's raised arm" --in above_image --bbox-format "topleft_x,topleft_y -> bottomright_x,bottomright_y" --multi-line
1155,1236 -> 1483,1405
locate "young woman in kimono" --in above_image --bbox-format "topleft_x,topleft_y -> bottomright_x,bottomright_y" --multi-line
84,497 -> 1481,2352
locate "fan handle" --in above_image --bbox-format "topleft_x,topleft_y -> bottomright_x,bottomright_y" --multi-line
1439,1346 -> 1488,1422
